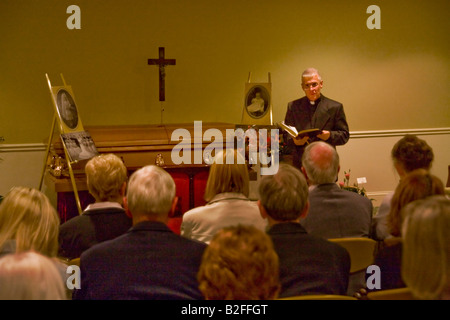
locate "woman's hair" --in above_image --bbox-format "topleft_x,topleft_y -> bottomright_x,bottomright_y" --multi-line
388,169 -> 445,237
259,163 -> 309,221
126,165 -> 176,217
85,153 -> 128,202
203,149 -> 249,202
391,134 -> 434,173
0,251 -> 67,300
0,187 -> 60,257
401,196 -> 450,300
197,224 -> 280,300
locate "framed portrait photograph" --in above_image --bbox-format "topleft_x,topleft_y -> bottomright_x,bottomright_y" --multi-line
241,80 -> 272,126
245,85 -> 270,119
51,86 -> 84,133
61,131 -> 99,162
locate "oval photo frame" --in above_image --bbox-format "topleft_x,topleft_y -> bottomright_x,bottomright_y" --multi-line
56,89 -> 79,130
245,85 -> 270,119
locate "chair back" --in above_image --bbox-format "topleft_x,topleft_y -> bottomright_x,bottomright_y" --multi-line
68,257 -> 80,267
367,287 -> 414,300
329,237 -> 376,274
280,294 -> 357,300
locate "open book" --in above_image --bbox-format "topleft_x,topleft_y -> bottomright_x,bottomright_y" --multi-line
277,121 -> 322,139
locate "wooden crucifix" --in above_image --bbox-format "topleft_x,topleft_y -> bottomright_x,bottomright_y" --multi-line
148,47 -> 176,101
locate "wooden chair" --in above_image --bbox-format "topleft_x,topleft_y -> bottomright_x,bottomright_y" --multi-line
328,237 -> 377,274
367,287 -> 414,300
68,257 -> 80,267
445,187 -> 450,198
279,294 -> 357,300
446,164 -> 450,187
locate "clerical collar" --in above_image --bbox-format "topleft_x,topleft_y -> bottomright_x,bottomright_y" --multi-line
309,97 -> 321,105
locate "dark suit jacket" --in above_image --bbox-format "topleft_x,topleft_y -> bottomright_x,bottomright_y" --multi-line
301,183 -> 373,239
58,204 -> 132,260
284,95 -> 349,167
267,222 -> 350,297
72,221 -> 207,300
373,241 -> 405,290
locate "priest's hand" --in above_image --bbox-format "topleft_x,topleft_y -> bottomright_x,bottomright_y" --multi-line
293,136 -> 310,146
317,130 -> 330,141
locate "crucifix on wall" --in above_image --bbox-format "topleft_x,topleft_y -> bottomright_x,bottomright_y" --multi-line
148,47 -> 176,102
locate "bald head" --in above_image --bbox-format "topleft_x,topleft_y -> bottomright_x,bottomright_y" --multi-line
308,143 -> 335,169
302,141 -> 340,185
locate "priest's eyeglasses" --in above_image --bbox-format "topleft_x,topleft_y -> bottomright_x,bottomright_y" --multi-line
302,82 -> 320,90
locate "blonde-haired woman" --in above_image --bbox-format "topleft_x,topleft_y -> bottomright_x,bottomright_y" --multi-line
0,187 -> 60,258
402,195 -> 450,300
0,187 -> 69,297
58,153 -> 131,260
0,251 -> 67,300
181,149 -> 267,244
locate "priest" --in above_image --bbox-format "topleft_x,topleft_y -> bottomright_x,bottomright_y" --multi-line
284,68 -> 349,169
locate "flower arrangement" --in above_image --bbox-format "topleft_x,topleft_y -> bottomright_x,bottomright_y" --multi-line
234,125 -> 293,162
278,132 -> 293,155
339,169 -> 368,197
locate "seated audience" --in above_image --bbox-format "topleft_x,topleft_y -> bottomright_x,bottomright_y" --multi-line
58,153 -> 132,260
401,195 -> 450,300
197,224 -> 280,300
258,163 -> 350,298
181,148 -> 267,244
373,170 -> 445,291
300,141 -> 373,238
0,187 -> 60,258
372,134 -> 434,240
73,165 -> 207,300
0,251 -> 67,300
0,187 -> 69,293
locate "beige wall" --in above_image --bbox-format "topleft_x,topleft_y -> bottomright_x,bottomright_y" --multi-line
0,0 -> 449,145
337,130 -> 450,207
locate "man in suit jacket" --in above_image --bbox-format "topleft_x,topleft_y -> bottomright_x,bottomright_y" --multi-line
73,165 -> 207,300
300,141 -> 373,239
257,163 -> 350,298
300,141 -> 373,296
284,68 -> 349,168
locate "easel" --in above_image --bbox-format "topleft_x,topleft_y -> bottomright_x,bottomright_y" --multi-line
39,73 -> 83,215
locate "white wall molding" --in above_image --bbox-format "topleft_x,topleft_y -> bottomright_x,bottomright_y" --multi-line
1,127 -> 449,153
0,143 -> 47,153
350,127 -> 450,139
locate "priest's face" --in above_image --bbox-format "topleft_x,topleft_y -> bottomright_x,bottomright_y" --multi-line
302,74 -> 323,102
